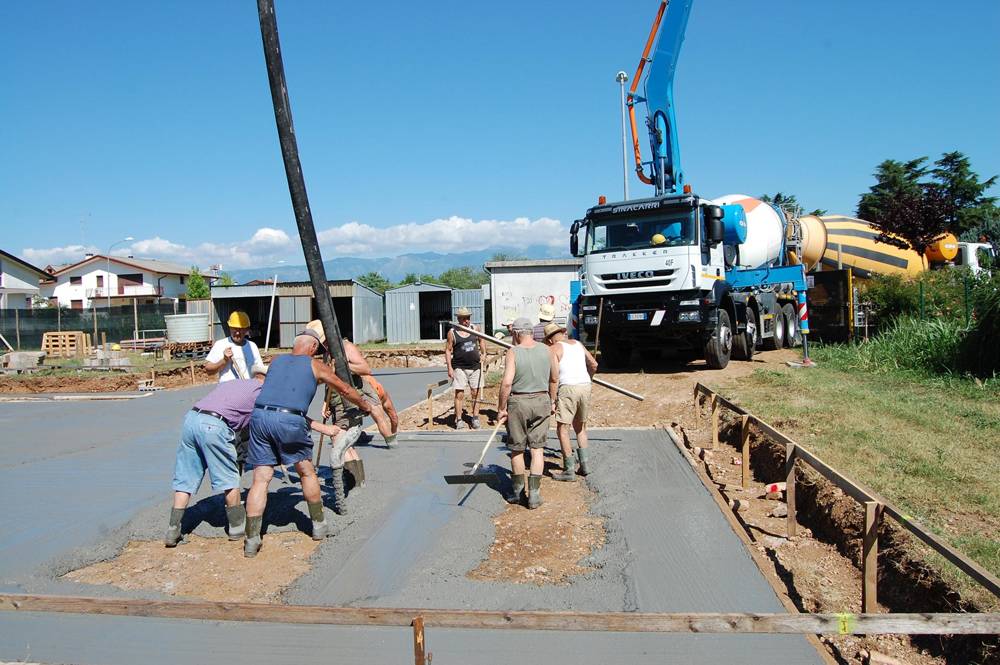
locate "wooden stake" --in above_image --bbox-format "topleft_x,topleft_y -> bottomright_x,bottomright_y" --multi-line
785,443 -> 797,538
412,616 -> 426,665
101,332 -> 107,353
426,385 -> 434,430
740,414 -> 751,489
863,501 -> 882,614
710,394 -> 719,449
189,360 -> 195,385
150,369 -> 155,386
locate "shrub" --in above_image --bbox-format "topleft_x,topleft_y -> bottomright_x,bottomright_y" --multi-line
961,270 -> 1000,377
860,268 -> 974,324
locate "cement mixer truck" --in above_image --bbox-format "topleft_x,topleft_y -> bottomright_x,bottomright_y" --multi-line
568,0 -> 810,368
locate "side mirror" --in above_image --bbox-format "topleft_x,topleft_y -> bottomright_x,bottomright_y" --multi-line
570,220 -> 581,256
705,206 -> 724,245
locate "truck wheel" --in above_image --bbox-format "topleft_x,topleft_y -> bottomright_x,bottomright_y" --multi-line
599,339 -> 631,369
762,310 -> 785,350
783,303 -> 801,347
732,314 -> 757,361
704,310 -> 733,369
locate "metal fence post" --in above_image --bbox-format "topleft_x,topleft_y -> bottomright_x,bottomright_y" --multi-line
964,274 -> 971,327
919,280 -> 925,320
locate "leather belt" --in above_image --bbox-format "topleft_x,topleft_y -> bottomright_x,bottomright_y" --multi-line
255,404 -> 307,418
192,407 -> 228,423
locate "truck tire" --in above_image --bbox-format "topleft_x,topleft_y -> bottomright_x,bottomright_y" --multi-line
782,303 -> 801,347
704,310 -> 733,369
599,339 -> 631,369
761,310 -> 785,350
732,311 -> 757,361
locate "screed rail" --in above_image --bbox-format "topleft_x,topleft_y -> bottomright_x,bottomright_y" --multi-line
691,383 -> 1000,611
1,595 -> 997,635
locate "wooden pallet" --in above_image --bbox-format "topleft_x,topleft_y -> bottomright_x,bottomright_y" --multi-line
41,331 -> 92,358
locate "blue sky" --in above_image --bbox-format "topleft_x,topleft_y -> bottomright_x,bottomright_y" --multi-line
3,0 -> 998,269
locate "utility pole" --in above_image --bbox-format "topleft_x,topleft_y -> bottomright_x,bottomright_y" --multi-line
616,71 -> 630,201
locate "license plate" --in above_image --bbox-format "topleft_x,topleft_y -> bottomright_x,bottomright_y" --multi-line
627,312 -> 648,321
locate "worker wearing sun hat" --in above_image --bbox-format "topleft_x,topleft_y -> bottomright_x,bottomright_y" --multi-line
242,319 -> 372,557
446,306 -> 486,429
543,322 -> 598,481
532,302 -> 556,342
205,311 -> 264,382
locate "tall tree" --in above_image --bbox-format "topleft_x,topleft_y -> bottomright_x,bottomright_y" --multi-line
355,271 -> 393,293
856,158 -> 946,254
217,272 -> 236,286
928,151 -> 998,236
437,266 -> 489,289
186,267 -> 210,299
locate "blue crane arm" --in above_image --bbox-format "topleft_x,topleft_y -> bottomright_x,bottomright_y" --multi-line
629,0 -> 694,195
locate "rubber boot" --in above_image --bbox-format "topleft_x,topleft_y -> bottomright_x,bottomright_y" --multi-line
552,453 -> 577,482
226,505 -> 246,541
244,516 -> 263,558
330,466 -> 348,515
576,447 -> 590,476
164,507 -> 184,547
308,501 -> 331,540
527,474 -> 544,509
506,473 -> 526,505
330,426 -> 362,469
384,433 -> 398,448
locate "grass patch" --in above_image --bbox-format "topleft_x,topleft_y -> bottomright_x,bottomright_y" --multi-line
715,351 -> 1000,609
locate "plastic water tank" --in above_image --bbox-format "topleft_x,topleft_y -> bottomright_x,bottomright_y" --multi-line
712,195 -> 784,268
165,313 -> 210,343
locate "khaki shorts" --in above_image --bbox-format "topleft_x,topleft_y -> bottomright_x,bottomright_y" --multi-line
452,368 -> 482,391
555,383 -> 591,426
505,393 -> 551,452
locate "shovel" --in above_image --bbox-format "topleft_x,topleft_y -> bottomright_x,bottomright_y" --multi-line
443,420 -> 503,485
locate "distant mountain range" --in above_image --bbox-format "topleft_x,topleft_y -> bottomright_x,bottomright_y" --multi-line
228,246 -> 567,284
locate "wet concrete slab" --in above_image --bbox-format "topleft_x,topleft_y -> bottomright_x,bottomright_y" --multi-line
0,397 -> 823,663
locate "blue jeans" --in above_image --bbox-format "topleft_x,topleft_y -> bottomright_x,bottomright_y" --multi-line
172,411 -> 241,494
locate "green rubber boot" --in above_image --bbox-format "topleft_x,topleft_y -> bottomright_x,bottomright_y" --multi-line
506,473 -> 526,505
244,516 -> 263,558
226,505 -> 246,541
552,452 -> 577,482
577,447 -> 590,476
308,501 -> 331,540
330,467 -> 348,515
164,507 -> 185,547
527,474 -> 544,509
345,459 -> 366,488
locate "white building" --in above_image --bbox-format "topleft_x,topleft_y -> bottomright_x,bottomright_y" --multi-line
0,249 -> 51,309
484,259 -> 582,333
41,254 -> 191,309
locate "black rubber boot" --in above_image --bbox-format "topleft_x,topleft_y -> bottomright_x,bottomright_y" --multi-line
308,501 -> 330,540
577,448 -> 590,476
527,474 -> 543,509
552,453 -> 577,482
226,505 -> 246,541
331,466 -> 348,515
164,507 -> 185,547
244,516 -> 263,558
506,473 -> 526,505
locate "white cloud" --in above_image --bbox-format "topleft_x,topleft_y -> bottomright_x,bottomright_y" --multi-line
317,216 -> 567,256
22,244 -> 101,266
22,228 -> 293,270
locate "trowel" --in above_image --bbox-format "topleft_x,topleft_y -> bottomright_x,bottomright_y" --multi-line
443,420 -> 503,485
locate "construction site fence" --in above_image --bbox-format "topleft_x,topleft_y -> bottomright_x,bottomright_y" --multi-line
0,304 -> 179,351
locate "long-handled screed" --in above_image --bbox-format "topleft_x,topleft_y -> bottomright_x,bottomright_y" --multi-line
443,420 -> 504,485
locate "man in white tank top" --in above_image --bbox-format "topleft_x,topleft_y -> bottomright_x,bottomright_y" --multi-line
543,323 -> 598,481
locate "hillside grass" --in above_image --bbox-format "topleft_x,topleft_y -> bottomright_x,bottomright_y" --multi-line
717,346 -> 1000,610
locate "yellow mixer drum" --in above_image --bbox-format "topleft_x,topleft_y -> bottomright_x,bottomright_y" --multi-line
818,216 -> 926,278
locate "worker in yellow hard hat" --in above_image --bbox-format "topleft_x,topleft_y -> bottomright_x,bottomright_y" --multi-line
205,310 -> 264,383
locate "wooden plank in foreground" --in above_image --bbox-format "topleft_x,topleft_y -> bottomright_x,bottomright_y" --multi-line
1,595 -> 998,635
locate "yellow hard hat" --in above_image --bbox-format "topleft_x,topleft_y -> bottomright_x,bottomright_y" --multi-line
651,233 -> 666,246
227,311 -> 250,329
111,343 -> 121,351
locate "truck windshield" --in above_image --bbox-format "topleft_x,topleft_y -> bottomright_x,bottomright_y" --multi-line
586,212 -> 695,254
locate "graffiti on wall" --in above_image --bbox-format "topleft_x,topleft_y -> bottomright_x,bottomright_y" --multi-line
498,290 -> 571,324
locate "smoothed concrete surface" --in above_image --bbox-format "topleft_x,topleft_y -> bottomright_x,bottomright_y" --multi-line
0,387 -> 822,663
